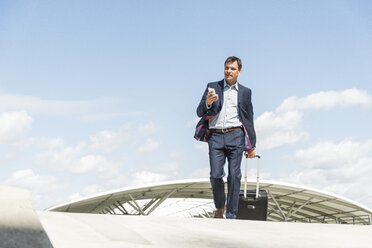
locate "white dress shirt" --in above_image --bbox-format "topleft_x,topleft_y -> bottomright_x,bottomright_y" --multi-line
209,80 -> 242,129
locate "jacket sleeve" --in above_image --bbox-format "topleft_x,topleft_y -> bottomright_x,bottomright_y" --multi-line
240,89 -> 256,150
196,86 -> 209,117
246,90 -> 256,148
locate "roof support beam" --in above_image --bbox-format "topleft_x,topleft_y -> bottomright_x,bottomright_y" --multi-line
267,206 -> 281,217
116,201 -> 129,214
268,197 -> 356,223
108,206 -> 117,214
126,201 -> 140,215
268,190 -> 287,221
128,194 -> 146,215
267,209 -> 274,217
267,212 -> 285,222
268,198 -> 343,221
147,188 -> 178,215
203,209 -> 211,218
105,208 -> 114,215
287,201 -> 296,217
90,194 -> 113,213
287,197 -> 313,219
113,203 -> 126,215
46,181 -> 372,225
142,198 -> 159,213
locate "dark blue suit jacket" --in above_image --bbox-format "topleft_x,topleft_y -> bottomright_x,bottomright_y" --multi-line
194,79 -> 256,151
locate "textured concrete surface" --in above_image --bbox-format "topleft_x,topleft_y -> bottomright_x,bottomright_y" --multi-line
38,211 -> 372,248
1,185 -> 370,248
0,186 -> 53,248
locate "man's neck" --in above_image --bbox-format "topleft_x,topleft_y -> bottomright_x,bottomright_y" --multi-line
225,79 -> 237,86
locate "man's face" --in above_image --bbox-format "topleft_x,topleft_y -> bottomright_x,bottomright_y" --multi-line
224,61 -> 241,85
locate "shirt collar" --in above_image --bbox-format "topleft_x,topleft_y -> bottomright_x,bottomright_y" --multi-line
224,79 -> 239,90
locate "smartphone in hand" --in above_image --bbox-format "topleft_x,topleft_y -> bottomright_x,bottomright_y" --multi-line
208,87 -> 216,96
207,87 -> 218,105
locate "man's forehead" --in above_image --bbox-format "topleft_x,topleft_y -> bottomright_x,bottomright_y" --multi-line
225,61 -> 239,68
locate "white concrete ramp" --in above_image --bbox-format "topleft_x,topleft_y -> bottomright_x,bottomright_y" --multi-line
0,185 -> 370,247
0,186 -> 53,248
38,211 -> 372,248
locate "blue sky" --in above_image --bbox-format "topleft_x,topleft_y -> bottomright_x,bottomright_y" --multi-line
1,0 -> 372,210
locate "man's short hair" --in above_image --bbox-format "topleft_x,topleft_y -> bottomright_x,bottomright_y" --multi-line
224,56 -> 242,71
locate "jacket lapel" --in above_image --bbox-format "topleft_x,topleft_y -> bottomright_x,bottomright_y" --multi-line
217,80 -> 224,108
238,83 -> 243,108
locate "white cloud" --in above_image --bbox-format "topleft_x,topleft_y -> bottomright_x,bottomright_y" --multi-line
2,169 -> 66,210
34,122 -> 161,176
34,143 -> 86,170
44,137 -> 64,147
294,139 -> 372,170
0,92 -> 88,115
69,184 -> 104,201
81,112 -> 142,121
101,162 -> 181,190
0,152 -> 17,161
285,139 -> 372,207
0,91 -> 122,116
277,88 -> 371,112
194,142 -> 209,154
3,169 -> 63,194
89,123 -> 158,153
0,111 -> 32,144
138,138 -> 160,153
76,155 -> 119,176
90,126 -> 130,153
34,143 -> 120,177
128,171 -> 170,186
189,166 -> 271,181
31,137 -> 65,148
255,110 -> 308,150
158,162 -> 180,177
189,167 -> 210,178
256,89 -> 371,150
137,122 -> 158,136
187,117 -> 201,127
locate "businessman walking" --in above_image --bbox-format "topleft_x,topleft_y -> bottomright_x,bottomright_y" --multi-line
194,56 -> 256,219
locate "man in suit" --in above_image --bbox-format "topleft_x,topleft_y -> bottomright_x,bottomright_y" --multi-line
194,56 -> 256,219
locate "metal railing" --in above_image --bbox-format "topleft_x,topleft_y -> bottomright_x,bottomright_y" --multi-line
293,215 -> 371,225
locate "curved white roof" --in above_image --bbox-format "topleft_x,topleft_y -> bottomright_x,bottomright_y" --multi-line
47,179 -> 372,225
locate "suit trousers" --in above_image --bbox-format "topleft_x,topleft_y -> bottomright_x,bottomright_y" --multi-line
208,128 -> 244,219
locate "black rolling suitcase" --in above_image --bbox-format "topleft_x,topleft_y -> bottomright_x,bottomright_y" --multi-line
236,154 -> 268,220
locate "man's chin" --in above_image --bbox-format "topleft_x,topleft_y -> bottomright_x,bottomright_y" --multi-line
225,78 -> 236,85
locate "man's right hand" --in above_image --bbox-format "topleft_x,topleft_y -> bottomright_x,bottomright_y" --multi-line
244,148 -> 255,158
206,91 -> 218,106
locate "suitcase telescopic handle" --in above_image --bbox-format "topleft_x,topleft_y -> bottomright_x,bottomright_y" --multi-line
255,154 -> 261,199
243,154 -> 262,199
244,154 -> 261,159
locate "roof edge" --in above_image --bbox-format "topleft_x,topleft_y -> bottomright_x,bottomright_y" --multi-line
46,178 -> 372,213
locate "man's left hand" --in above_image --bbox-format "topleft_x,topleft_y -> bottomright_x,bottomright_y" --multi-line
244,148 -> 255,158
